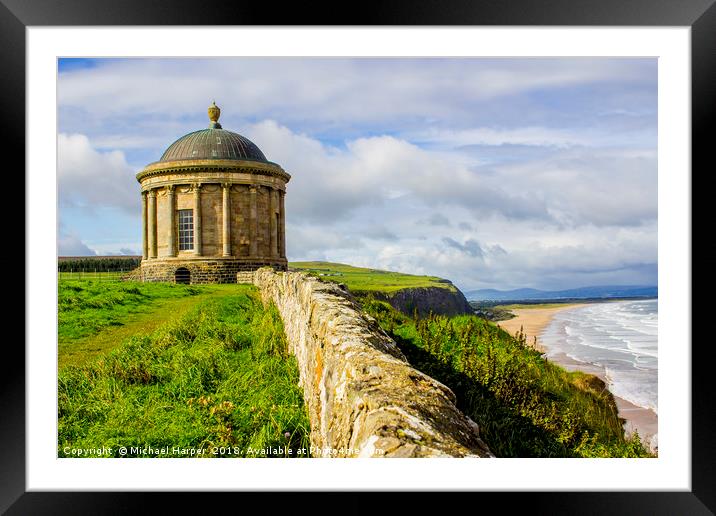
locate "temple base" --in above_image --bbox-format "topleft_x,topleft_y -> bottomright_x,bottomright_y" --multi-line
125,257 -> 287,284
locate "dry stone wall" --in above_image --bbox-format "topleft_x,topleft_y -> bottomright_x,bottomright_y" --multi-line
253,268 -> 493,458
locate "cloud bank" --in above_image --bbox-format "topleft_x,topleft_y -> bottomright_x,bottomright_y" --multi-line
57,57 -> 657,290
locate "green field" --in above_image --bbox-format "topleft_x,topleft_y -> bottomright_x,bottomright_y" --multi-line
59,271 -> 131,282
362,299 -> 651,458
58,280 -> 240,367
289,261 -> 456,293
59,280 -> 203,342
58,280 -> 310,458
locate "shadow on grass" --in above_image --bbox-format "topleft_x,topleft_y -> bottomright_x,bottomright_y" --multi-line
391,332 -> 574,458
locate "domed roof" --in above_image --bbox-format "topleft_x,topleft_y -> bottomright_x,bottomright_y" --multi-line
158,102 -> 268,163
159,128 -> 267,162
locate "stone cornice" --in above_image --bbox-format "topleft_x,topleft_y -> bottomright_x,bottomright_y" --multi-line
141,177 -> 286,193
136,158 -> 290,183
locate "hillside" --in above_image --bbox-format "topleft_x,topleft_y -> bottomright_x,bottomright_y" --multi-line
360,298 -> 650,458
289,261 -> 456,292
289,262 -> 473,317
466,285 -> 658,301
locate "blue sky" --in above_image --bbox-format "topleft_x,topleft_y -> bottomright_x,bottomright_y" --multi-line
57,57 -> 657,291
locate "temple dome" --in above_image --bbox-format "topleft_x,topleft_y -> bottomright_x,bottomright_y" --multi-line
159,128 -> 268,163
158,102 -> 268,163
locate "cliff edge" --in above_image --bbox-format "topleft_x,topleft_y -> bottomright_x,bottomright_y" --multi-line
360,283 -> 473,317
289,262 -> 474,317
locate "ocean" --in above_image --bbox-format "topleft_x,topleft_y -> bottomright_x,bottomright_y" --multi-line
540,299 -> 658,415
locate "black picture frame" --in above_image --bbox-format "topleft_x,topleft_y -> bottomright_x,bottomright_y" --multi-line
6,0 -> 713,513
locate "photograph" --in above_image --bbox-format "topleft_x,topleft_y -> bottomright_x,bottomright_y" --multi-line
7,3 -> 710,509
56,56 -> 659,460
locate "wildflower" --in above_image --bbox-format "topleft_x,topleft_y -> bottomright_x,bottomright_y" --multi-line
284,432 -> 291,439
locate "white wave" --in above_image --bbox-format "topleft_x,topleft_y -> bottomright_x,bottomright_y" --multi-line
540,300 -> 658,413
604,366 -> 658,414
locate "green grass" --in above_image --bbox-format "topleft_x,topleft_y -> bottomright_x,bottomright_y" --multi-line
58,286 -> 311,458
58,280 -> 205,341
58,280 -> 241,368
289,261 -> 456,293
361,298 -> 652,458
59,271 -> 131,281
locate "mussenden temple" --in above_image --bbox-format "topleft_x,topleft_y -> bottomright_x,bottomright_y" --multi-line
132,102 -> 290,284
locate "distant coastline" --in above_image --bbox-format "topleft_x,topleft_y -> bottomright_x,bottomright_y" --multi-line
472,295 -> 657,307
466,284 -> 658,303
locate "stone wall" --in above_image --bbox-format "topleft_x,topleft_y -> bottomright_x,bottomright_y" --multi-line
253,268 -> 493,458
132,258 -> 287,284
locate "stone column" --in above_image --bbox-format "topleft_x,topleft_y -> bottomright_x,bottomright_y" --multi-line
222,182 -> 231,257
148,189 -> 157,259
249,185 -> 258,257
141,191 -> 148,260
193,183 -> 202,256
279,190 -> 286,258
269,187 -> 278,258
166,185 -> 176,257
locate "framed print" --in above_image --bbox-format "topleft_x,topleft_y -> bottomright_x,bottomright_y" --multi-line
7,0 -> 715,513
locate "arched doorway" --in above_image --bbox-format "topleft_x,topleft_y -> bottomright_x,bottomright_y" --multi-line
175,267 -> 191,284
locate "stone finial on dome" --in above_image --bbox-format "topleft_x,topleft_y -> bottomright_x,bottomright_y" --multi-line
208,101 -> 222,129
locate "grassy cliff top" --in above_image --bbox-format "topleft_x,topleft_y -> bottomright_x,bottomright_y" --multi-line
289,261 -> 456,294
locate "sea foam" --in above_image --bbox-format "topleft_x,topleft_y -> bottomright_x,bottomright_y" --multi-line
540,299 -> 658,414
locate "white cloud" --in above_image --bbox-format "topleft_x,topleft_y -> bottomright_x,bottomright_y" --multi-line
493,148 -> 657,226
238,120 -> 657,290
413,126 -> 590,148
286,224 -> 364,261
58,58 -> 656,137
442,237 -> 485,258
87,242 -> 141,255
291,197 -> 657,291
419,213 -> 452,227
409,125 -> 656,151
58,133 -> 138,214
56,121 -> 657,289
243,121 -> 554,224
58,233 -> 97,256
245,120 -> 656,229
56,57 -> 657,290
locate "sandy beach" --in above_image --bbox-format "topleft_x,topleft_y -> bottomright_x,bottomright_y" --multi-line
497,304 -> 583,353
497,303 -> 658,453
